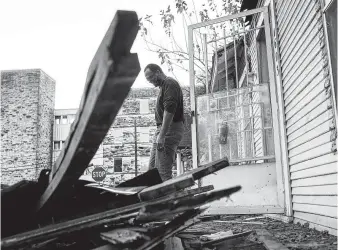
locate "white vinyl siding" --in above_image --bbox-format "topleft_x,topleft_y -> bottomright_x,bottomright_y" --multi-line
275,0 -> 337,235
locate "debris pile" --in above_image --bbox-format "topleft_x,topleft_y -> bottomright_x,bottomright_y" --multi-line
1,160 -> 242,250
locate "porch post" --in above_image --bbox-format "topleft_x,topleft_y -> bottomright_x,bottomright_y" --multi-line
176,152 -> 183,175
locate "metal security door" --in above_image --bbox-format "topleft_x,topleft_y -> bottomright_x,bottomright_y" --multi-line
188,7 -> 286,214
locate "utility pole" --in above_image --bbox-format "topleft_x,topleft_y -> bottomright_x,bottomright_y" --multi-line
134,118 -> 138,177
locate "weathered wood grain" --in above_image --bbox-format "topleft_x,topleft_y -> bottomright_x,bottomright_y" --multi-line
37,10 -> 140,211
138,174 -> 196,201
138,159 -> 229,201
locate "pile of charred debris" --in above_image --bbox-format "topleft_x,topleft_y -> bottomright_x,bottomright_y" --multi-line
2,160 -> 245,250
1,10 -> 249,250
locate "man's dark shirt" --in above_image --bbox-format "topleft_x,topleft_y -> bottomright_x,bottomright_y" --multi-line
155,77 -> 184,126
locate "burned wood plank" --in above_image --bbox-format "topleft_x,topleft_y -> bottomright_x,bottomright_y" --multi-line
138,174 -> 195,201
136,186 -> 241,223
200,230 -> 253,248
1,186 -> 213,249
1,212 -> 139,250
180,158 -> 230,180
137,159 -> 229,201
135,209 -> 204,250
85,184 -> 147,195
37,10 -> 140,211
140,184 -> 214,202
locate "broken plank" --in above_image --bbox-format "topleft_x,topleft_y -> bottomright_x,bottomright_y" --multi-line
1,211 -> 139,250
135,209 -> 204,250
138,174 -> 195,201
201,230 -> 253,247
180,158 -> 230,180
137,159 -> 229,201
85,184 -> 147,195
140,184 -> 214,202
213,220 -> 265,225
2,186 -> 213,249
37,10 -> 140,211
136,186 -> 241,222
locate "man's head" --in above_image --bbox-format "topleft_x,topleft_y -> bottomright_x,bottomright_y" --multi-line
144,64 -> 165,87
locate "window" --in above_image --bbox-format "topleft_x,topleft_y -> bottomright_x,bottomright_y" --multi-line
54,141 -> 61,150
55,116 -> 61,125
324,0 -> 337,110
114,158 -> 123,172
256,27 -> 269,84
61,116 -> 68,124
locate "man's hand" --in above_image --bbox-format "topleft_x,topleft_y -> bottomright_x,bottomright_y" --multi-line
156,135 -> 165,151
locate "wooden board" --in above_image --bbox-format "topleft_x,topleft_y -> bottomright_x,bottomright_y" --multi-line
1,185 -> 236,249
37,10 -> 140,211
180,158 -> 229,180
85,184 -> 147,195
135,209 -> 204,250
138,175 -> 196,201
138,159 -> 229,201
136,186 -> 241,222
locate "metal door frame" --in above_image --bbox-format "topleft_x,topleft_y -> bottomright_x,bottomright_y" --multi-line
188,6 -> 289,212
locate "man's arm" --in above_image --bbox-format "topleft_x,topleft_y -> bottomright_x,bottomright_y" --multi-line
157,80 -> 179,148
158,111 -> 174,140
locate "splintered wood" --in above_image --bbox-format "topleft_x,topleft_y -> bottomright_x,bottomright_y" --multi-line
37,10 -> 141,212
1,159 -> 240,250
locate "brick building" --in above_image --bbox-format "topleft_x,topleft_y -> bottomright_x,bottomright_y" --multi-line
1,69 -> 55,185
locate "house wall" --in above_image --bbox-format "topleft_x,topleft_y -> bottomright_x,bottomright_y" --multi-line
272,0 -> 338,235
1,69 -> 55,185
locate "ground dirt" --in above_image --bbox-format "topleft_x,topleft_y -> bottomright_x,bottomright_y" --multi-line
181,214 -> 337,250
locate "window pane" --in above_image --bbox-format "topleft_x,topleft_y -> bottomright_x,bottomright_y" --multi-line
55,116 -> 61,125
54,141 -> 60,150
61,116 -> 68,124
114,158 -> 123,172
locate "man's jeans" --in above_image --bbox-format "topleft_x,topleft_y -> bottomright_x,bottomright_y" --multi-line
148,121 -> 184,181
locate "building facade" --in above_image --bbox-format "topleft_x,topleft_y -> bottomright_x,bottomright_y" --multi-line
1,69 -> 55,185
53,87 -> 196,184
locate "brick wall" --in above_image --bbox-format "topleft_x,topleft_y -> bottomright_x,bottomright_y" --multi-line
1,69 -> 55,185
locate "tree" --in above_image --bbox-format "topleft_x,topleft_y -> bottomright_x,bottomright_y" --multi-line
139,0 -> 242,86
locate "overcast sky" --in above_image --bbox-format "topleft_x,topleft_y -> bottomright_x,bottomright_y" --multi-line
0,0 -> 193,109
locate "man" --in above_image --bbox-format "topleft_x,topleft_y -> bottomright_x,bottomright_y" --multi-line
144,64 -> 184,181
